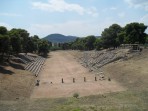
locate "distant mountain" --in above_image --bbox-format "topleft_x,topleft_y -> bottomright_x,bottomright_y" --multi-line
43,33 -> 78,43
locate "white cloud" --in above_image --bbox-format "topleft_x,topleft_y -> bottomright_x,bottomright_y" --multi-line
28,20 -> 101,37
140,14 -> 148,25
140,14 -> 148,33
31,0 -> 98,16
118,12 -> 125,18
28,19 -> 125,38
87,7 -> 99,17
0,13 -> 22,17
102,7 -> 117,12
110,7 -> 117,10
125,0 -> 148,11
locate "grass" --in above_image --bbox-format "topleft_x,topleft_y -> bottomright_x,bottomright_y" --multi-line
0,89 -> 147,111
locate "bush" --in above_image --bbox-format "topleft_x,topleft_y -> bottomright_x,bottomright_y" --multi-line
50,46 -> 62,51
73,93 -> 79,98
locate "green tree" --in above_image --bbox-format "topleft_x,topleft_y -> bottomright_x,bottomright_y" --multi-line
123,22 -> 147,44
101,24 -> 122,48
28,35 -> 40,53
71,38 -> 85,50
94,38 -> 102,50
0,35 -> 10,59
116,30 -> 126,44
62,43 -> 71,50
8,29 -> 22,54
84,35 -> 96,50
38,40 -> 50,56
0,26 -> 11,60
146,34 -> 148,43
26,37 -> 37,53
0,26 -> 7,35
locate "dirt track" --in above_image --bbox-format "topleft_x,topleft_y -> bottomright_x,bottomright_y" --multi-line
31,51 -> 125,98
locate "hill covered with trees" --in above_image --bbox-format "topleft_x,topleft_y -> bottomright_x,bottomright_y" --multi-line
43,33 -> 77,43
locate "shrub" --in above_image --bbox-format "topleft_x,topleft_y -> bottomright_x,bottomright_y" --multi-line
73,93 -> 79,98
50,46 -> 62,51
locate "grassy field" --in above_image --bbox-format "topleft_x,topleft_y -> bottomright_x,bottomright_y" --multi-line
0,89 -> 147,111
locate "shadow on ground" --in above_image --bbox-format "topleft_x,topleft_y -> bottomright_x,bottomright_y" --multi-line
0,66 -> 14,75
9,62 -> 24,70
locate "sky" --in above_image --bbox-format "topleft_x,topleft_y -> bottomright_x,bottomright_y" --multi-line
0,0 -> 148,38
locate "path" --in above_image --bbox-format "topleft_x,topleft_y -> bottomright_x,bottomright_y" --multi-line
31,51 -> 125,98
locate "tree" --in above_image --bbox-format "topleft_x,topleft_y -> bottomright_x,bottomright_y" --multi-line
71,38 -> 85,50
84,35 -> 96,50
28,35 -> 40,53
25,37 -> 36,53
8,29 -> 22,54
101,24 -> 122,48
116,30 -> 125,44
0,26 -> 11,60
38,40 -> 50,56
0,26 -> 7,35
123,22 -> 147,44
94,38 -> 102,50
10,28 -> 29,53
0,35 -> 10,59
71,36 -> 96,51
146,34 -> 148,43
62,43 -> 71,50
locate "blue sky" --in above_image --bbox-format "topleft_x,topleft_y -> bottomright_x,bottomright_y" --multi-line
0,0 -> 148,38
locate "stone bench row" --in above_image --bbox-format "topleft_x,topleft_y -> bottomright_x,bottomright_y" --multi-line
18,54 -> 37,64
80,49 -> 127,69
25,57 -> 46,77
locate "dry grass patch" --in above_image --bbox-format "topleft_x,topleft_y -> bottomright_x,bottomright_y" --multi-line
0,61 -> 35,100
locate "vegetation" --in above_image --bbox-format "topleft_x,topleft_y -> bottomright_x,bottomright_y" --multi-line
43,33 -> 77,43
70,35 -> 96,50
0,90 -> 147,111
0,22 -> 147,60
0,26 -> 51,61
67,22 -> 148,51
101,24 -> 122,48
50,46 -> 63,51
73,93 -> 79,98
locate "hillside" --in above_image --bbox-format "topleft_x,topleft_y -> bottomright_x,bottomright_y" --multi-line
43,33 -> 77,43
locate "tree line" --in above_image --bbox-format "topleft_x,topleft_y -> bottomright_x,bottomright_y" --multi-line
0,22 -> 148,61
0,26 -> 51,61
62,22 -> 148,50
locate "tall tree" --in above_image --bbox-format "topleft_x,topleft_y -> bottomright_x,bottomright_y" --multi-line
0,26 -> 11,60
84,35 -> 96,50
11,28 -> 29,52
123,22 -> 147,44
0,35 -> 10,59
38,40 -> 50,56
94,38 -> 102,50
29,35 -> 40,53
101,24 -> 122,48
0,26 -> 7,35
71,38 -> 85,50
8,29 -> 22,54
